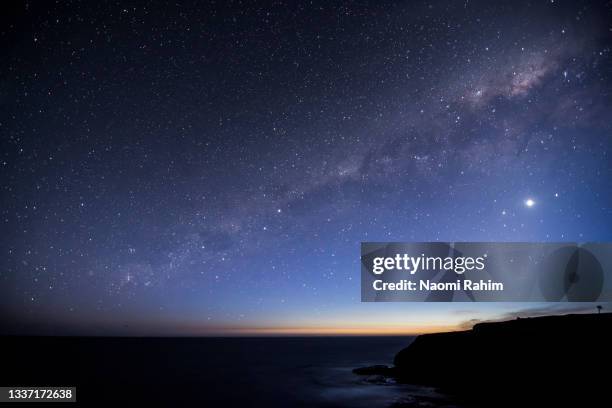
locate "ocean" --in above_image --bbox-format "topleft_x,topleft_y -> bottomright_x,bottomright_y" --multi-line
1,336 -> 459,407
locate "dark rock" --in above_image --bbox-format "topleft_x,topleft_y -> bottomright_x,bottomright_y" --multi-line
392,313 -> 612,405
357,313 -> 612,406
352,364 -> 394,376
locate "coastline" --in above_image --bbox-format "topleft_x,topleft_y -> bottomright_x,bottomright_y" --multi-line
354,312 -> 611,405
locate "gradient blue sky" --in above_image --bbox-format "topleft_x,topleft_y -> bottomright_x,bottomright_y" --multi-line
1,0 -> 611,335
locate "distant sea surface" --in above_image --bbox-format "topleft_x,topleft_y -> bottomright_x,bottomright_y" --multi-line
1,336 -> 459,407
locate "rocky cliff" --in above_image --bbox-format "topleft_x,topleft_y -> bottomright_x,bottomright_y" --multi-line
356,313 -> 612,405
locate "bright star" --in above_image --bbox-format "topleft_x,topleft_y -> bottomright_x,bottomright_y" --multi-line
525,198 -> 535,207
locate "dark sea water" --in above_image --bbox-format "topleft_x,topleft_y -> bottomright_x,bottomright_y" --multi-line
189,336 -> 456,407
2,336 -> 460,407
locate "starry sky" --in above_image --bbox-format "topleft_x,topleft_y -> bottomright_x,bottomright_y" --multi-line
1,0 -> 611,336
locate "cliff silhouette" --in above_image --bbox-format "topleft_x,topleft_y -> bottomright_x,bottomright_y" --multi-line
355,313 -> 612,405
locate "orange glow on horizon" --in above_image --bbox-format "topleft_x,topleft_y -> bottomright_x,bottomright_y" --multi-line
190,323 -> 462,336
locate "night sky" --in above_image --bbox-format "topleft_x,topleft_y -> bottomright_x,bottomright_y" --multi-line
1,0 -> 611,335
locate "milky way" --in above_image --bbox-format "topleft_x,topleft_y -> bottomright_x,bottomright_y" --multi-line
1,1 -> 611,335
